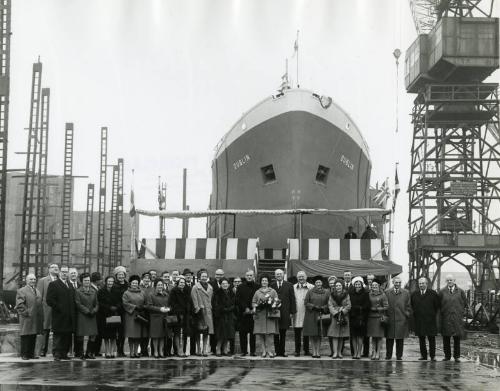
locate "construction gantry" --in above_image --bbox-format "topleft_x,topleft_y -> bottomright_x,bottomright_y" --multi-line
406,0 -> 500,291
0,0 -> 11,292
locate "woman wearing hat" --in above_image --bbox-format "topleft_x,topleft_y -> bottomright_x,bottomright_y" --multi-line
168,275 -> 193,357
75,272 -> 99,359
212,278 -> 237,356
191,270 -> 214,356
326,276 -> 336,356
302,276 -> 330,358
367,279 -> 388,360
112,267 -> 128,357
122,275 -> 147,358
97,275 -> 122,358
145,279 -> 171,358
328,279 -> 351,359
349,276 -> 370,359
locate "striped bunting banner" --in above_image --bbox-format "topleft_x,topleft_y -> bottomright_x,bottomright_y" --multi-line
139,238 -> 258,260
288,238 -> 387,261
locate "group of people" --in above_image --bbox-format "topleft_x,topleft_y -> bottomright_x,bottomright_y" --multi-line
15,264 -> 467,362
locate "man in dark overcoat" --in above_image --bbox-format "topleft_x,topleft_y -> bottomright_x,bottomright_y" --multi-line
36,263 -> 59,357
236,269 -> 259,356
46,265 -> 76,361
209,268 -> 225,354
411,277 -> 440,361
270,269 -> 296,357
439,274 -> 467,362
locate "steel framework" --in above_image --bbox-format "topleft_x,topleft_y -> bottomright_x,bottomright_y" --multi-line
61,123 -> 73,265
34,88 -> 50,277
0,0 -> 11,293
107,164 -> 118,273
115,158 -> 123,267
96,127 -> 107,274
408,83 -> 500,290
19,62 -> 42,282
83,183 -> 94,272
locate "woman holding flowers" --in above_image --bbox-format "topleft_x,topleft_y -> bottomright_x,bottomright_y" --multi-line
252,275 -> 279,358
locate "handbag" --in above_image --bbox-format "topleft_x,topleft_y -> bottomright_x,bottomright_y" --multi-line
165,314 -> 179,325
105,315 -> 121,325
317,313 -> 331,324
380,314 -> 389,326
267,309 -> 281,319
134,313 -> 149,325
336,312 -> 347,326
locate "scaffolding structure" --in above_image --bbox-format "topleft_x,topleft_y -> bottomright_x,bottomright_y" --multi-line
108,164 -> 118,273
83,183 -> 94,272
408,84 -> 500,290
96,127 -> 108,275
116,158 -> 124,267
34,88 -> 50,277
406,0 -> 500,291
60,123 -> 73,265
18,62 -> 42,282
0,0 -> 11,293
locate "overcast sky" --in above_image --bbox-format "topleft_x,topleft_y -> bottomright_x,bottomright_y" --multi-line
9,0 -> 499,277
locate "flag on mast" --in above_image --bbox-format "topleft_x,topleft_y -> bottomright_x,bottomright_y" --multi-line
392,165 -> 400,212
373,178 -> 390,207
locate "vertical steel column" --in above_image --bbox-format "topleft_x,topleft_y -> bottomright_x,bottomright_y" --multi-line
96,127 -> 107,274
182,168 -> 187,238
108,165 -> 118,274
84,184 -> 94,272
19,61 -> 42,282
34,88 -> 50,277
115,158 -> 123,267
61,123 -> 73,265
0,0 -> 11,292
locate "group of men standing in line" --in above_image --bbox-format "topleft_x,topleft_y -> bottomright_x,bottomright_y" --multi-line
15,263 -> 467,361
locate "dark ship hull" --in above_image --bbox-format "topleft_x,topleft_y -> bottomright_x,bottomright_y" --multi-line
208,89 -> 371,249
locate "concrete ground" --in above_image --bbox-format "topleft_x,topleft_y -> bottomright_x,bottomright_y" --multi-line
0,337 -> 498,390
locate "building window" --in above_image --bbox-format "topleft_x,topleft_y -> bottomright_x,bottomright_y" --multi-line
261,164 -> 276,184
316,165 -> 330,184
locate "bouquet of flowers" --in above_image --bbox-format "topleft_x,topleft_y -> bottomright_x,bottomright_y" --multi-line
256,294 -> 282,317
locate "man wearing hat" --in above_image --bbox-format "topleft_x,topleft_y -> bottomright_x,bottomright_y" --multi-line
361,225 -> 378,239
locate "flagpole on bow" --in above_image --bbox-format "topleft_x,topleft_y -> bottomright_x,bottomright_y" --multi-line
389,163 -> 399,261
129,169 -> 137,258
295,30 -> 299,88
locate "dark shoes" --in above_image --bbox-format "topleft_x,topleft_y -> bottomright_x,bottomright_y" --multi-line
418,357 -> 427,360
443,358 -> 451,361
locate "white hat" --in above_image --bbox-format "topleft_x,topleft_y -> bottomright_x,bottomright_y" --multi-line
351,276 -> 364,286
114,266 -> 126,276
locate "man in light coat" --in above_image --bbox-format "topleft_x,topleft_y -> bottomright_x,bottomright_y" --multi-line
36,263 -> 59,357
292,271 -> 313,357
385,276 -> 411,360
439,274 -> 467,362
16,274 -> 43,360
